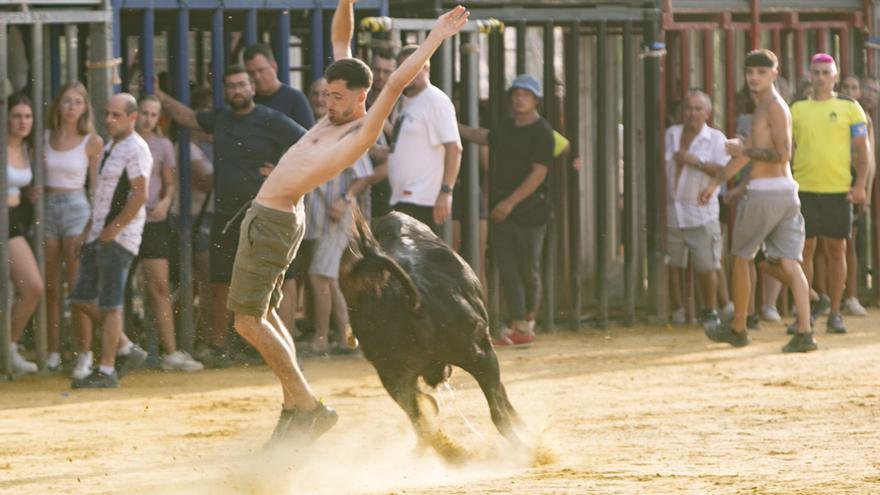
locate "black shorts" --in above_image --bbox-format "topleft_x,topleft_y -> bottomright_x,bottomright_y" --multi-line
799,192 -> 852,239
139,220 -> 171,259
283,238 -> 314,282
452,189 -> 488,222
210,213 -> 242,283
8,204 -> 28,239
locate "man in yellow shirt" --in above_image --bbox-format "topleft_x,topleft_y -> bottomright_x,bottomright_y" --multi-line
790,53 -> 870,334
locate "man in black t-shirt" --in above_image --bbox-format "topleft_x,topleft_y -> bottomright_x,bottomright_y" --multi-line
459,74 -> 554,346
155,65 -> 306,364
243,43 -> 315,130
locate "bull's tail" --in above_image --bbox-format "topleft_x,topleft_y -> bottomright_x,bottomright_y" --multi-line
350,209 -> 422,312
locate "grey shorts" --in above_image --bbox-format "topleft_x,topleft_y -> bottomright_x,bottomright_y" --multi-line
45,190 -> 90,238
731,189 -> 805,262
667,220 -> 723,273
309,206 -> 353,279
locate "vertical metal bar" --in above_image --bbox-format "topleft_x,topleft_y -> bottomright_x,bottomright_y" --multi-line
516,21 -> 526,75
211,8 -> 225,109
0,22 -> 10,379
840,28 -> 850,74
680,29 -> 691,96
111,0 -> 121,92
276,10 -> 291,85
89,2 -> 114,139
623,21 -> 637,326
816,28 -> 827,54
310,8 -> 325,81
380,0 -> 390,17
141,8 -> 155,94
644,15 -> 666,321
49,25 -> 61,93
245,9 -> 258,47
119,27 -> 130,91
65,24 -> 79,82
596,21 -> 609,329
31,23 -> 47,371
195,30 -> 205,86
176,8 -> 194,354
751,0 -> 761,50
487,30 -> 505,331
565,21 -> 582,330
703,29 -> 714,96
794,28 -> 804,89
772,29 -> 782,58
542,21 -> 556,331
462,32 -> 480,273
725,25 -> 736,136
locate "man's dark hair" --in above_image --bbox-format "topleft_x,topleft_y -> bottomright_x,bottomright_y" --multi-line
372,48 -> 396,63
243,43 -> 276,64
324,58 -> 373,90
398,44 -> 420,64
224,64 -> 249,81
745,49 -> 778,70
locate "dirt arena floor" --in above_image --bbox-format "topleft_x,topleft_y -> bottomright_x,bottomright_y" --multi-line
2,312 -> 879,495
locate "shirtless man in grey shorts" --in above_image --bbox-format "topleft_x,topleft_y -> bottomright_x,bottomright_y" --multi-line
699,49 -> 816,353
226,1 -> 470,446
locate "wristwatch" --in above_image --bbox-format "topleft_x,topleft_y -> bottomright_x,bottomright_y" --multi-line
440,184 -> 453,194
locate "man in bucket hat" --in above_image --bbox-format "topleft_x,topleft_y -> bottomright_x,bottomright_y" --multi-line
459,74 -> 555,346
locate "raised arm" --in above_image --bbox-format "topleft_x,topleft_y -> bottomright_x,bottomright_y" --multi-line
332,0 -> 357,61
154,86 -> 201,131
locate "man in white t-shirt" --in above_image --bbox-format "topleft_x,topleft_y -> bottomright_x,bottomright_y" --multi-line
387,44 -> 462,233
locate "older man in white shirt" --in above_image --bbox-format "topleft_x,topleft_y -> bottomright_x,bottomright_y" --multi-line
665,90 -> 731,330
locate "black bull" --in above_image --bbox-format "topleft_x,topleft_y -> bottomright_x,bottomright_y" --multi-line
339,211 -> 525,453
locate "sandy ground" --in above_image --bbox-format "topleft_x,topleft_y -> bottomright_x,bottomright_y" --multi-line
2,313 -> 879,495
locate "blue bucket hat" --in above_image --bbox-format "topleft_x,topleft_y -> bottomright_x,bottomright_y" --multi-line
509,74 -> 543,98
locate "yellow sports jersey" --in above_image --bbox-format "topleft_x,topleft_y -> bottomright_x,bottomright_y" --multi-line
791,94 -> 868,193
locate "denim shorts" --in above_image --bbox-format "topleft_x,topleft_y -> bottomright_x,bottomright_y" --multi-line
45,190 -> 91,238
69,240 -> 135,311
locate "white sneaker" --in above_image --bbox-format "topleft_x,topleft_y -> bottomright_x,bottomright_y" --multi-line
161,351 -> 205,372
843,297 -> 868,317
72,351 -> 94,380
720,302 -> 735,321
761,304 -> 782,322
671,307 -> 687,325
10,343 -> 38,374
47,352 -> 62,371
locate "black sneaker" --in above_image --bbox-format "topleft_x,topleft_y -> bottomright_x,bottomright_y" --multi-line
810,294 -> 831,319
72,369 -> 119,389
116,344 -> 148,378
782,332 -> 819,353
285,402 -> 338,445
746,314 -> 761,330
264,407 -> 298,449
705,323 -> 751,348
826,313 -> 847,334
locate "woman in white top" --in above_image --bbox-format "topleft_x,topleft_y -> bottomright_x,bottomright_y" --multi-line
44,81 -> 104,375
5,93 -> 43,374
135,95 -> 203,371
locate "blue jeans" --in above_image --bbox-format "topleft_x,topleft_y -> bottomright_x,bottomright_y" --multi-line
69,240 -> 135,311
491,221 -> 546,322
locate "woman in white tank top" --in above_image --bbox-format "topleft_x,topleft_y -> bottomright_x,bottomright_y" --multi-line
5,94 -> 43,374
44,82 -> 104,375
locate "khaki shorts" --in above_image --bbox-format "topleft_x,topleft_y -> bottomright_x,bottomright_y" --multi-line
731,189 -> 805,262
667,220 -> 722,273
227,201 -> 304,317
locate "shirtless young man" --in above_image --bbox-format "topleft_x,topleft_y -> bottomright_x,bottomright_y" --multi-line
225,1 -> 470,446
699,49 -> 816,353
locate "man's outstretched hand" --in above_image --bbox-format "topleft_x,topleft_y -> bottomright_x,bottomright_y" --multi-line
430,6 -> 470,40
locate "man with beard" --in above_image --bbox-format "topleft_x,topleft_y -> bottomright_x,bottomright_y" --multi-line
154,66 -> 306,366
